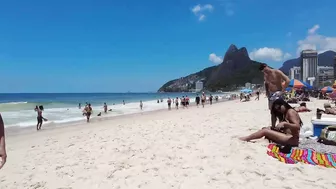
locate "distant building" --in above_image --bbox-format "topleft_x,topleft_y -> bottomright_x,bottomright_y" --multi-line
316,66 -> 334,87
334,56 -> 336,80
300,50 -> 318,85
289,66 -> 301,80
245,82 -> 252,89
195,81 -> 203,92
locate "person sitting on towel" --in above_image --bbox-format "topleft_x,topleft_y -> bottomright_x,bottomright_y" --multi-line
239,99 -> 302,146
318,103 -> 336,115
294,102 -> 311,112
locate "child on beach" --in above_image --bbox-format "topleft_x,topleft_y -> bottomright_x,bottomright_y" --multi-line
0,113 -> 7,169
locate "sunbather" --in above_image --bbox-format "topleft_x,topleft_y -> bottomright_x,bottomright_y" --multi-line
294,102 -> 311,112
318,103 -> 336,115
239,99 -> 302,146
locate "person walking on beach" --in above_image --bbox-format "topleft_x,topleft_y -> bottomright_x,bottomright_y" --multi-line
209,94 -> 213,105
259,63 -> 290,128
140,100 -> 143,110
185,96 -> 189,108
104,103 -> 107,113
195,94 -> 200,107
85,104 -> 92,123
175,97 -> 179,109
36,105 -> 47,130
0,113 -> 7,169
255,91 -> 260,100
167,98 -> 172,110
201,92 -> 206,108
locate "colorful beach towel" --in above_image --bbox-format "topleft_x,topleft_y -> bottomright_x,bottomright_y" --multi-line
267,144 -> 336,168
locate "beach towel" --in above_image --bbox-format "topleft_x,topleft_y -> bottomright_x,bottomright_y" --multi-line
267,144 -> 336,168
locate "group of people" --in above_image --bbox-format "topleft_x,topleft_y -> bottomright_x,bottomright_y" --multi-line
240,63 -> 303,147
166,93 -> 218,110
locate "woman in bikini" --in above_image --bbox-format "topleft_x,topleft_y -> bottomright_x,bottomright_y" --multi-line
239,99 -> 302,146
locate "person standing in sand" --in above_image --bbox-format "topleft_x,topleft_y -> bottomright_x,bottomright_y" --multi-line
140,100 -> 143,110
259,63 -> 290,128
0,113 -> 7,169
195,94 -> 200,107
175,97 -> 179,110
36,105 -> 47,131
85,104 -> 92,123
167,98 -> 172,110
201,92 -> 206,108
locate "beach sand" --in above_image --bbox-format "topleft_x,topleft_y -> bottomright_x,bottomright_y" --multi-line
1,97 -> 336,189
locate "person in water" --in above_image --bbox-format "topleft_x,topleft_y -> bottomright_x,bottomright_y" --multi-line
0,113 -> 7,169
140,100 -> 143,110
104,103 -> 107,113
36,105 -> 47,130
239,99 -> 302,146
85,104 -> 92,123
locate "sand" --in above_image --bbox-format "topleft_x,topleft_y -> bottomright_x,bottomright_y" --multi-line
1,97 -> 336,189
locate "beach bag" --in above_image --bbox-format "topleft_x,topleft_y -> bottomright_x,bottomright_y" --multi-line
318,126 -> 336,146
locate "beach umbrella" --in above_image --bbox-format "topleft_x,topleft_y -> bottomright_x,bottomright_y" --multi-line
285,87 -> 292,92
301,81 -> 313,90
321,86 -> 334,93
240,89 -> 252,93
288,79 -> 306,88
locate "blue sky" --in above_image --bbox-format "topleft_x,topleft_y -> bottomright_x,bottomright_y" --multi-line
1,0 -> 335,93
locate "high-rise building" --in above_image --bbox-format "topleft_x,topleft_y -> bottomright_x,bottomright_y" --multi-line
289,66 -> 301,80
195,81 -> 203,92
334,56 -> 336,80
300,50 -> 318,84
317,66 -> 334,87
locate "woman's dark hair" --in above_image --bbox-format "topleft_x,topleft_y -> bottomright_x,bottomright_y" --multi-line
271,99 -> 303,126
39,105 -> 44,111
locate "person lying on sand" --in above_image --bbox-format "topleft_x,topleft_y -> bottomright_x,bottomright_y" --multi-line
318,103 -> 336,115
0,113 -> 7,169
294,102 -> 311,112
239,99 -> 302,146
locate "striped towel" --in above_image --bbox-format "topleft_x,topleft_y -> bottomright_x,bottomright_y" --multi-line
267,144 -> 336,168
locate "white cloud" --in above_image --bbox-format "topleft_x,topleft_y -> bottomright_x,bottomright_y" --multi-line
308,24 -> 320,35
225,3 -> 234,16
191,4 -> 213,21
249,47 -> 291,62
297,24 -> 336,55
209,53 -> 223,64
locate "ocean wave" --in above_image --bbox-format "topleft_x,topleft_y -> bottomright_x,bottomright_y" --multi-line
0,101 -> 28,105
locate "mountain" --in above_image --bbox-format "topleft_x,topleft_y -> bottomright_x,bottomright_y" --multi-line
279,51 -> 336,75
158,44 -> 265,92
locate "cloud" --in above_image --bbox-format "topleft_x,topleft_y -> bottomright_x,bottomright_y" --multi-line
225,3 -> 234,16
249,47 -> 291,62
191,4 -> 213,21
209,53 -> 223,64
297,24 -> 336,55
308,24 -> 320,35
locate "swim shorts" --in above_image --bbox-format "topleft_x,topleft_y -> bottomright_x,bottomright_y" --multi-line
268,91 -> 284,110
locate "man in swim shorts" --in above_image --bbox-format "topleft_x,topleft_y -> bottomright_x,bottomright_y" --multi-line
259,63 -> 290,127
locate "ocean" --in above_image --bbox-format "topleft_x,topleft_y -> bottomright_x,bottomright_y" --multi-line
0,93 -> 230,128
